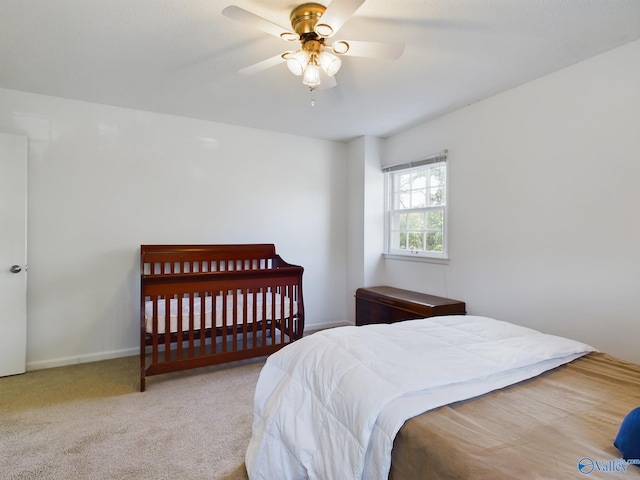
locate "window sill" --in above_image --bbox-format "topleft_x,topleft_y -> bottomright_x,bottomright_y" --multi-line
383,253 -> 450,265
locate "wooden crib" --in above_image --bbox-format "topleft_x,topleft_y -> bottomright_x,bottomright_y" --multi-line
140,244 -> 304,391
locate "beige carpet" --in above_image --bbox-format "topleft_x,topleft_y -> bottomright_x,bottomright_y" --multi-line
0,355 -> 262,480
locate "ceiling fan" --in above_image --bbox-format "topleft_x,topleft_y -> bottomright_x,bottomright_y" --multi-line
222,1 -> 405,92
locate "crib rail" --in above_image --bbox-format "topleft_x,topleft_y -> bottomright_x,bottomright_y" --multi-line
141,244 -> 284,275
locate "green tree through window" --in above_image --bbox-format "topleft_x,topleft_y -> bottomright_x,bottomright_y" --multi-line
386,157 -> 447,259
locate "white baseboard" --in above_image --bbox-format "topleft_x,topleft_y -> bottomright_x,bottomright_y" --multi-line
26,347 -> 139,371
305,320 -> 352,333
25,321 -> 351,371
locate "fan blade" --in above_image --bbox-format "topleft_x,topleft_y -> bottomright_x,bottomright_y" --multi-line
239,54 -> 286,75
332,40 -> 405,59
222,6 -> 296,40
315,0 -> 365,37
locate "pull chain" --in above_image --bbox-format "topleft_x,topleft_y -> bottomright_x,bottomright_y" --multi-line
309,86 -> 316,107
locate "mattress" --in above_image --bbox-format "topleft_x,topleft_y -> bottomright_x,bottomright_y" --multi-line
144,292 -> 297,334
390,352 -> 640,479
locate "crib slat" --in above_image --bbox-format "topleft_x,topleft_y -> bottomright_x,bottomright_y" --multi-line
280,285 -> 286,345
164,296 -> 171,362
231,289 -> 239,352
199,292 -> 206,357
201,293 -> 207,357
152,298 -> 159,365
188,294 -> 195,358
271,287 -> 277,345
221,290 -> 228,353
261,289 -> 268,348
242,289 -> 249,351
290,285 -> 296,339
251,290 -> 258,349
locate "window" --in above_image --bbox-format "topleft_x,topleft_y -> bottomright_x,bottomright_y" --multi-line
384,151 -> 448,260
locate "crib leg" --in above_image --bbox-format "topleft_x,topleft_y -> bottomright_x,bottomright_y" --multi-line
140,368 -> 146,392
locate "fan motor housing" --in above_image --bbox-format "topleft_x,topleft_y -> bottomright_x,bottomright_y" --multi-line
290,3 -> 326,36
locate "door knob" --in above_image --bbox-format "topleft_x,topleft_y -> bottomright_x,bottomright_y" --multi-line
10,265 -> 21,273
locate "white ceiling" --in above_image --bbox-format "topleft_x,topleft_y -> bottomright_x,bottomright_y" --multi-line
1,0 -> 640,142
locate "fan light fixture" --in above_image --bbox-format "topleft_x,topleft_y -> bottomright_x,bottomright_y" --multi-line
283,39 -> 342,87
280,3 -> 347,89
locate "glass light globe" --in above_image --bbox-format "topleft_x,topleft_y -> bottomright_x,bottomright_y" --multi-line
285,50 -> 309,76
303,64 -> 321,87
318,51 -> 341,76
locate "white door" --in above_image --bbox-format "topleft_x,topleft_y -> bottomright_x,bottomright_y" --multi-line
0,133 -> 28,377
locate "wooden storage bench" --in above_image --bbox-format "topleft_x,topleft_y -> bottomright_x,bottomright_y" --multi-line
355,286 -> 465,326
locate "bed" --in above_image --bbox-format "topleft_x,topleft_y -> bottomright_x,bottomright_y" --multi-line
245,315 -> 640,479
139,244 -> 304,392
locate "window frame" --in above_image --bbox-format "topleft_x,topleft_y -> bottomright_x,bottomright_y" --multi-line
383,151 -> 449,262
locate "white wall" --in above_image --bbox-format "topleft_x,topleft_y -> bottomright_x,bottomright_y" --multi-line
0,88 -> 348,369
346,136 -> 386,323
381,39 -> 640,363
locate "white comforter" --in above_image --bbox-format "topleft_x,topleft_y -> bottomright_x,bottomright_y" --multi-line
245,315 -> 595,480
